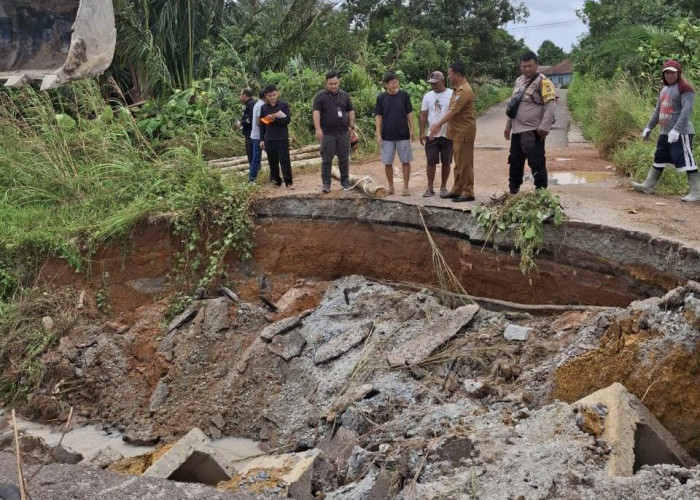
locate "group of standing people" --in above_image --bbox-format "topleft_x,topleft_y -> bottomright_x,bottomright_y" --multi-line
239,84 -> 294,188
238,51 -> 698,203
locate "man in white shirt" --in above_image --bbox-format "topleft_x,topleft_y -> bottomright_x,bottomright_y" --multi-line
248,90 -> 266,182
419,71 -> 454,197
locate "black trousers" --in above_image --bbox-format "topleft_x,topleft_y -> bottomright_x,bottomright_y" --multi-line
320,131 -> 351,186
266,140 -> 293,186
508,131 -> 547,193
244,134 -> 253,165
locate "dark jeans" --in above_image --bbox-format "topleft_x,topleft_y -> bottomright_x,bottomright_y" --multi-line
508,131 -> 547,193
320,131 -> 351,186
266,139 -> 293,186
249,139 -> 262,181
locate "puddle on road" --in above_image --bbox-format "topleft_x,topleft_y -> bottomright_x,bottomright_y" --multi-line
550,171 -> 612,185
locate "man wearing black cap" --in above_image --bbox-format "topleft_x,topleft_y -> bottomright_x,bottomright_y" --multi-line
419,71 -> 453,197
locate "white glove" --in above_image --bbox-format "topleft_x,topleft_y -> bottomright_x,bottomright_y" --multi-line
642,127 -> 651,140
668,129 -> 680,143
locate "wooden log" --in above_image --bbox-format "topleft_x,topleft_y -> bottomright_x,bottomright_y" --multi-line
220,157 -> 322,175
213,153 -> 321,170
208,144 -> 320,166
332,166 -> 387,198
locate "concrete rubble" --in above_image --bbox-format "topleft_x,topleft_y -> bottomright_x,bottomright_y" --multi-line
6,277 -> 699,498
143,428 -> 234,484
575,382 -> 697,476
386,304 -> 479,367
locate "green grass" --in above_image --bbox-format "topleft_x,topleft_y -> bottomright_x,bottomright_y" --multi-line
568,73 -> 699,195
0,81 -> 256,298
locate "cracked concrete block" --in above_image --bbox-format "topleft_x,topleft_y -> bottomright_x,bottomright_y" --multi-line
387,305 -> 479,367
314,321 -> 373,365
268,330 -> 307,361
201,297 -> 231,336
574,382 -> 697,477
260,315 -> 303,341
504,324 -> 532,341
148,380 -> 169,413
142,428 -> 232,485
166,305 -> 198,333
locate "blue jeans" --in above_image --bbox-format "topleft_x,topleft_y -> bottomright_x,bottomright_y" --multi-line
249,139 -> 262,181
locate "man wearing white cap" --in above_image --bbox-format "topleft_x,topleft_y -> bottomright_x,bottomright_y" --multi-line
419,71 -> 453,197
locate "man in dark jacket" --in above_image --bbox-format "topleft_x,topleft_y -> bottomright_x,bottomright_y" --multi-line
238,88 -> 255,167
260,84 -> 294,188
313,71 -> 356,192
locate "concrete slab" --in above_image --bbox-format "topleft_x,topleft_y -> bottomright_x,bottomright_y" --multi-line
574,382 -> 697,477
143,428 -> 233,484
267,330 -> 307,361
314,321 -> 373,365
259,310 -> 313,341
386,305 -> 479,367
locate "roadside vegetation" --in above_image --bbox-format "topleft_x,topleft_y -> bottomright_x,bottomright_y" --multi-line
568,1 -> 700,194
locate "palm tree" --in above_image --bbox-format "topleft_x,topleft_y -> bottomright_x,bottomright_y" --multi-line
111,0 -> 226,101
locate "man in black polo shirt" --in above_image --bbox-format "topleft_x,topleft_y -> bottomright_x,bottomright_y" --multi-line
312,71 -> 356,192
260,84 -> 294,188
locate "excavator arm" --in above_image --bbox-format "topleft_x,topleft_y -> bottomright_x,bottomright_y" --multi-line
0,0 -> 116,90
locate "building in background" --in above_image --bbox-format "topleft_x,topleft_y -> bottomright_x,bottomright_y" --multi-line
543,59 -> 573,87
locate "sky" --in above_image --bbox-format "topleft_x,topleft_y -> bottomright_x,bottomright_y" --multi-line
505,0 -> 589,53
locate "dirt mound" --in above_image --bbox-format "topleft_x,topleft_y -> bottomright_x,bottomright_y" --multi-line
17,277 -> 700,498
552,283 -> 700,458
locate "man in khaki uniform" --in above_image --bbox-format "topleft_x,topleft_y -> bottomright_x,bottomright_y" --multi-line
428,61 -> 476,202
503,51 -> 556,194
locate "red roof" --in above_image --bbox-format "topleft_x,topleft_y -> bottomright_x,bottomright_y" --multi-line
543,59 -> 573,75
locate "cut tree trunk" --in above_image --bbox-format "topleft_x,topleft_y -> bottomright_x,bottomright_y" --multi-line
332,167 -> 386,198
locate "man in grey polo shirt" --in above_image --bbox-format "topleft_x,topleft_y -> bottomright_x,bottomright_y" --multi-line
375,71 -> 415,196
313,71 -> 356,192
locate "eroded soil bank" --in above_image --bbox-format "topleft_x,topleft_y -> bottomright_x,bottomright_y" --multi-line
3,198 -> 698,498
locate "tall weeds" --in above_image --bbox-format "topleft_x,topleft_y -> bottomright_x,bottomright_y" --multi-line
0,80 -> 255,298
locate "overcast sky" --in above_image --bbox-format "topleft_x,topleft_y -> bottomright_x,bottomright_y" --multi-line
505,0 -> 588,53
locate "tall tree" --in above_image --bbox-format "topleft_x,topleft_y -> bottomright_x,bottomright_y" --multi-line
537,40 -> 567,65
573,0 -> 683,77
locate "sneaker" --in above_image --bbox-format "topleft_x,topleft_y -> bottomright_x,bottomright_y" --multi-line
322,184 -> 331,193
341,181 -> 352,190
285,183 -> 295,190
422,189 -> 435,197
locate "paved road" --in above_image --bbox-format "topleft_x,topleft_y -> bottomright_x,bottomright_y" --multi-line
261,89 -> 700,249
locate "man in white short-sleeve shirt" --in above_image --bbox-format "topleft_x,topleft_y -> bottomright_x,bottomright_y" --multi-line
419,71 -> 454,197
